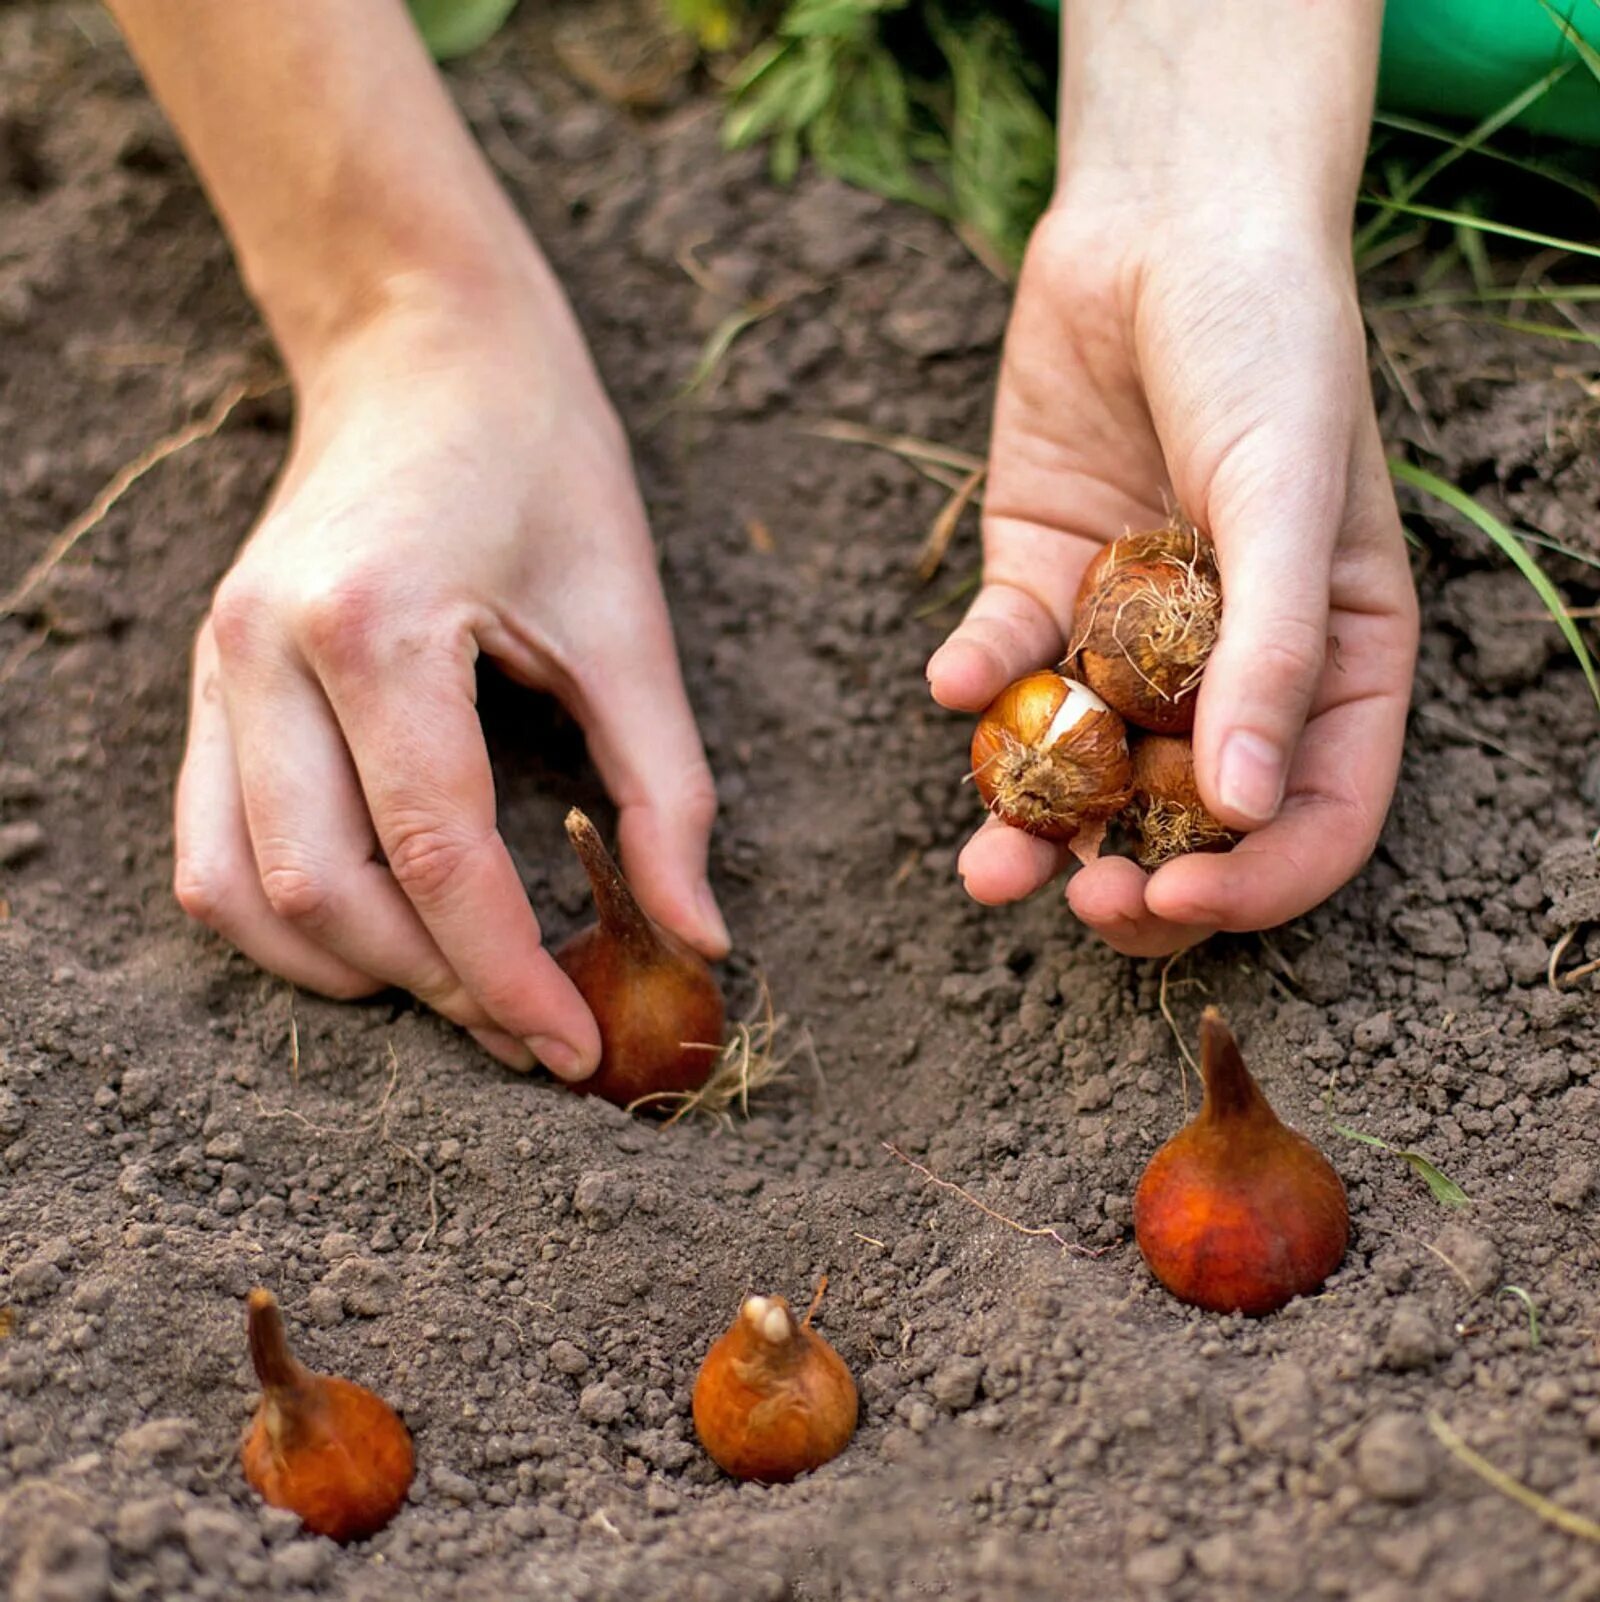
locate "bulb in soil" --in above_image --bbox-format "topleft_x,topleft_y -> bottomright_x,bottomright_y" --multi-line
1126,734 -> 1237,867
554,808 -> 725,1109
240,1288 -> 414,1543
969,671 -> 1132,862
1069,521 -> 1221,734
692,1285 -> 858,1483
1133,1010 -> 1349,1316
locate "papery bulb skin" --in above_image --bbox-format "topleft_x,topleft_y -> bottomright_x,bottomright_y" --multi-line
1134,1010 -> 1348,1317
692,1290 -> 858,1483
240,1289 -> 414,1543
969,671 -> 1132,859
1127,734 -> 1237,867
1069,521 -> 1221,734
554,808 -> 725,1108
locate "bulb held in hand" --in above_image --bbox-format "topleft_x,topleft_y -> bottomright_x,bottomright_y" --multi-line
1069,521 -> 1221,735
969,671 -> 1132,861
1126,733 -> 1237,866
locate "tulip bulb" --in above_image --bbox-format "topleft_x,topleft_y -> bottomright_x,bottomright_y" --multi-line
1134,1010 -> 1348,1316
1069,521 -> 1221,734
240,1288 -> 414,1543
554,808 -> 725,1108
692,1283 -> 858,1482
1126,734 -> 1236,867
969,671 -> 1132,860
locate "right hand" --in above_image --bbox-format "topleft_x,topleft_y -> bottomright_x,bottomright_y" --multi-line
174,276 -> 728,1076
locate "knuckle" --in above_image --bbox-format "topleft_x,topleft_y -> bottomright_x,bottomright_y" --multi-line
1248,621 -> 1326,690
173,857 -> 231,928
680,769 -> 719,834
315,970 -> 382,1003
258,859 -> 338,928
295,568 -> 389,672
384,818 -> 476,905
209,573 -> 273,662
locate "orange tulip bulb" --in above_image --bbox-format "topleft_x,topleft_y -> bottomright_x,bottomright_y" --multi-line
1134,1010 -> 1348,1316
240,1289 -> 414,1542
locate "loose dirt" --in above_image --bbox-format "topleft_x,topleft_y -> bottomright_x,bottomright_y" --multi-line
3,5 -> 1600,1600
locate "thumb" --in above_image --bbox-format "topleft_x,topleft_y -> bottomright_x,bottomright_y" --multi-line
1191,433 -> 1345,831
573,634 -> 729,960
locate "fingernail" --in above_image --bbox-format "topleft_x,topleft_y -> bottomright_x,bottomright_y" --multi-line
1218,731 -> 1285,824
526,1035 -> 590,1081
696,883 -> 731,953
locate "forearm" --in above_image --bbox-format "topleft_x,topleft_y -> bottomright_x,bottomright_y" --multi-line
106,0 -> 538,372
1057,1 -> 1383,243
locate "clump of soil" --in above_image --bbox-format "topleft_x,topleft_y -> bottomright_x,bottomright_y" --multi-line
3,4 -> 1600,1600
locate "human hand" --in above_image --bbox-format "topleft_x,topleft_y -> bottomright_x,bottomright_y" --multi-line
174,278 -> 727,1073
927,214 -> 1418,956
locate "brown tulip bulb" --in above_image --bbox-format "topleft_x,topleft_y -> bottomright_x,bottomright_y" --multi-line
969,671 -> 1132,862
1126,734 -> 1237,867
692,1285 -> 858,1483
240,1289 -> 414,1543
554,808 -> 725,1109
1069,521 -> 1221,734
1134,1010 -> 1348,1316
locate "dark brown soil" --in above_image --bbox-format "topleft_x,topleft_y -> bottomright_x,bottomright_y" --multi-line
4,5 -> 1600,1600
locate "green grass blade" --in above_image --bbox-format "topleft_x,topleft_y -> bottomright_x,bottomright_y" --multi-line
1389,459 -> 1600,708
1498,1285 -> 1542,1347
1370,110 -> 1600,205
1333,1124 -> 1473,1207
1369,286 -> 1600,310
1482,314 -> 1600,346
1540,0 -> 1600,83
1359,198 -> 1600,261
1354,62 -> 1575,262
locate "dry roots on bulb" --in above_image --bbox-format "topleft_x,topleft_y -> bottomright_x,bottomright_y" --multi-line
554,807 -> 725,1109
692,1282 -> 858,1483
1134,1010 -> 1349,1316
1068,521 -> 1221,734
969,671 -> 1132,861
1126,734 -> 1237,867
240,1288 -> 414,1543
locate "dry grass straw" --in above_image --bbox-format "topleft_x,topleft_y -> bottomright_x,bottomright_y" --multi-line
882,1142 -> 1112,1258
1,376 -> 283,619
627,978 -> 817,1126
1428,1412 -> 1600,1544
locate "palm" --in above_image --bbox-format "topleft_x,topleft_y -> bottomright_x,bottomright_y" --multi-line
929,216 -> 1419,956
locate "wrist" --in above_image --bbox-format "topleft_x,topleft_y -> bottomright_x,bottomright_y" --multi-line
1055,1 -> 1383,251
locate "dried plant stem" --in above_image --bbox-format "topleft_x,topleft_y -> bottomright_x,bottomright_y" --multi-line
1158,952 -> 1200,1118
1547,926 -> 1600,990
1428,1413 -> 1600,1544
625,978 -> 812,1127
1,376 -> 284,618
805,419 -> 985,477
916,466 -> 985,582
882,1143 -> 1112,1258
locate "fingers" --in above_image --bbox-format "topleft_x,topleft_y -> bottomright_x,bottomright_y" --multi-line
1190,430 -> 1344,832
174,625 -> 382,1003
572,619 -> 728,959
1148,616 -> 1413,933
927,519 -> 1102,712
213,594 -> 531,1055
1066,855 -> 1216,957
956,816 -> 1070,903
305,599 -> 601,1079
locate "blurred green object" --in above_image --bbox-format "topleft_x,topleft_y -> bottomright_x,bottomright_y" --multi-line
1379,0 -> 1600,144
1028,0 -> 1600,144
407,0 -> 519,61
